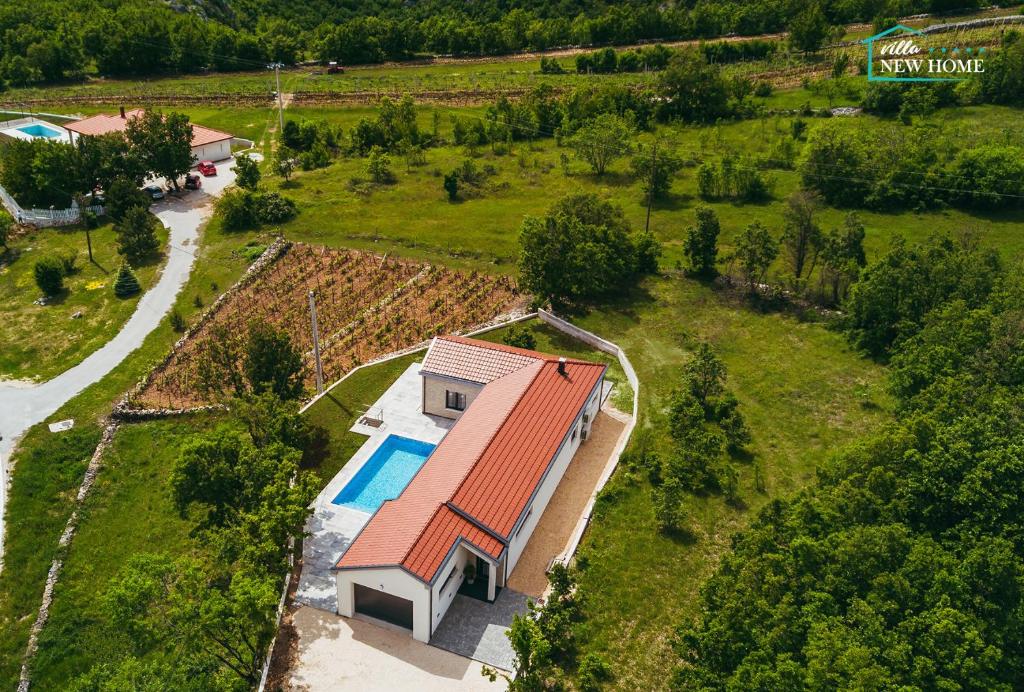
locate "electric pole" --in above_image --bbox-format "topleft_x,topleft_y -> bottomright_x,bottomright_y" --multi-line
308,290 -> 324,395
645,138 -> 658,234
270,63 -> 284,134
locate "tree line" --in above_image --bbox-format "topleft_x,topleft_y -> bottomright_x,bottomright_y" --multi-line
0,0 -> 974,87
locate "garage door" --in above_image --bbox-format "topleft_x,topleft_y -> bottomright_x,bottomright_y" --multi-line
353,583 -> 414,630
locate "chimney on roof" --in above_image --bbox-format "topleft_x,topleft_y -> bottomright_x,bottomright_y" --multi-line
119,106 -> 126,119
557,357 -> 567,375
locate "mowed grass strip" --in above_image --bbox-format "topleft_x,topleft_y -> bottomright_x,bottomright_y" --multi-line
0,223 -> 168,381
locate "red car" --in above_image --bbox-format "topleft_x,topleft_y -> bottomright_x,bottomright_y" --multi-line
197,160 -> 217,176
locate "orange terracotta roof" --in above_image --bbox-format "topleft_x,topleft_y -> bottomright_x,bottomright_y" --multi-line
337,337 -> 606,583
64,109 -> 231,146
420,335 -> 545,383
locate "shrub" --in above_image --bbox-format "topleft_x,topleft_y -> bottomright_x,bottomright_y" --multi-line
34,256 -> 64,296
217,189 -> 258,230
59,250 -> 79,276
234,154 -> 261,190
170,309 -> 186,332
577,652 -> 613,692
366,146 -> 394,183
253,192 -> 297,224
116,206 -> 160,261
113,262 -> 141,298
502,324 -> 536,350
443,172 -> 458,201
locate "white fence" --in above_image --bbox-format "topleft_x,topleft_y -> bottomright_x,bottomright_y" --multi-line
0,182 -> 103,228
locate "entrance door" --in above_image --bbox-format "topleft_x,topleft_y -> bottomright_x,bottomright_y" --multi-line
353,583 -> 414,630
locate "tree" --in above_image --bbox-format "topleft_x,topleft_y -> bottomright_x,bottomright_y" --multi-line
731,221 -> 779,294
216,189 -> 258,231
781,190 -> 823,281
819,213 -> 866,304
274,145 -> 296,183
34,256 -> 64,296
126,110 -> 194,190
683,206 -> 720,277
683,342 -> 726,409
502,324 -> 536,350
233,153 -> 261,190
104,178 -> 151,221
653,475 -> 687,534
789,2 -> 829,52
630,143 -> 683,200
518,193 -> 658,307
0,210 -> 10,250
113,262 -> 141,298
78,132 -> 145,193
658,49 -> 731,123
443,172 -> 459,201
366,146 -> 394,183
569,113 -> 634,176
116,206 -> 161,261
243,321 -> 304,400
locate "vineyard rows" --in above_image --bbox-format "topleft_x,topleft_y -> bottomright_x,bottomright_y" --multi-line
137,243 -> 522,409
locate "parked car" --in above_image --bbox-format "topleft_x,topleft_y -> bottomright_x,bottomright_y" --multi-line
327,61 -> 344,74
184,174 -> 202,190
197,160 -> 217,176
143,185 -> 164,200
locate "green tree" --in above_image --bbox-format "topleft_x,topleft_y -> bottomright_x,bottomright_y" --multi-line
683,342 -> 726,410
443,171 -> 459,201
216,189 -> 258,231
781,190 -> 823,281
502,324 -> 537,350
0,210 -> 11,250
243,321 -> 304,400
730,221 -> 779,294
819,213 -> 866,304
630,143 -> 683,200
104,177 -> 151,221
233,153 -> 261,190
569,113 -> 634,176
34,256 -> 64,296
789,2 -> 829,52
366,146 -> 394,183
653,475 -> 687,534
126,110 -> 194,190
113,262 -> 141,298
116,206 -> 161,261
658,49 -> 731,123
683,206 -> 720,277
274,146 -> 296,183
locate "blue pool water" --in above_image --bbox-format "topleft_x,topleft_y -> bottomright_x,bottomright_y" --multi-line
17,123 -> 63,139
332,435 -> 436,513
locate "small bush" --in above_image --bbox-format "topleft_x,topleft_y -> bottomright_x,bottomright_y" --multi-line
254,192 -> 297,224
502,324 -> 536,350
577,652 -> 613,692
217,189 -> 258,231
113,262 -> 141,298
59,250 -> 79,276
34,256 -> 64,296
170,309 -> 186,332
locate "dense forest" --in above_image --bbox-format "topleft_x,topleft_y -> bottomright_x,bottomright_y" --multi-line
0,0 -> 998,87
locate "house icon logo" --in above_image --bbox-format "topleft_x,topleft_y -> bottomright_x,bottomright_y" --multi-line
862,24 -> 986,82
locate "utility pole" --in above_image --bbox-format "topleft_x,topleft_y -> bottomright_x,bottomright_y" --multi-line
270,63 -> 284,134
645,138 -> 658,235
308,290 -> 324,395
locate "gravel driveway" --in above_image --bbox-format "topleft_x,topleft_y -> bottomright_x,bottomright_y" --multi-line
0,161 -> 236,557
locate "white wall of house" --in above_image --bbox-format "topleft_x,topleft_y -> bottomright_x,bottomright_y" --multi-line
336,567 -> 432,642
506,381 -> 603,573
191,139 -> 231,163
422,373 -> 483,420
430,545 -> 472,635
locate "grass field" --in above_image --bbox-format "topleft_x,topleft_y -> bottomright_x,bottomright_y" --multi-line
0,223 -> 168,381
255,103 -> 1024,277
559,274 -> 891,689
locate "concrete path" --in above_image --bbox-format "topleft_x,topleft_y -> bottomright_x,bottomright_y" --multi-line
0,162 -> 236,556
429,590 -> 529,672
284,606 -> 499,691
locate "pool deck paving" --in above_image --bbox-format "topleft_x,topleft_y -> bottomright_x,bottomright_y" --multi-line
296,362 -> 452,612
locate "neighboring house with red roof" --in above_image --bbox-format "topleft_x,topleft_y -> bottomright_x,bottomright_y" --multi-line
335,336 -> 606,642
64,106 -> 233,164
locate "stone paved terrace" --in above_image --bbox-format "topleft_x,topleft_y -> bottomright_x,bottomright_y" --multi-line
296,361 -> 453,612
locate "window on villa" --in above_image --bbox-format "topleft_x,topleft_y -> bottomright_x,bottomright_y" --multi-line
571,427 -> 578,442
445,390 -> 466,411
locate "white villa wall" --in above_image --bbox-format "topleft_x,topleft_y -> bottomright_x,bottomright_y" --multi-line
191,139 -> 231,163
430,545 -> 473,635
336,567 -> 432,642
506,382 -> 603,572
422,374 -> 483,420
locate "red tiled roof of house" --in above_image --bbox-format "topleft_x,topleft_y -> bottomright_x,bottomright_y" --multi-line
420,335 -> 545,383
64,109 -> 232,146
337,337 -> 606,583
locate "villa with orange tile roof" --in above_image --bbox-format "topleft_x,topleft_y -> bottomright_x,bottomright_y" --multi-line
64,107 -> 234,163
333,336 -> 605,642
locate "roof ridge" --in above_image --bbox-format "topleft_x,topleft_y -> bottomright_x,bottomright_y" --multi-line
445,360 -> 546,518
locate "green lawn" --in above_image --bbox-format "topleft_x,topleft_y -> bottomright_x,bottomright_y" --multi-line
0,223 -> 168,381
560,274 -> 892,689
0,216 -> 265,688
29,417 -> 222,689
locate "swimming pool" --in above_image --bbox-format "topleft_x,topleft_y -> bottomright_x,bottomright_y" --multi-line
332,435 -> 436,513
17,123 -> 63,138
